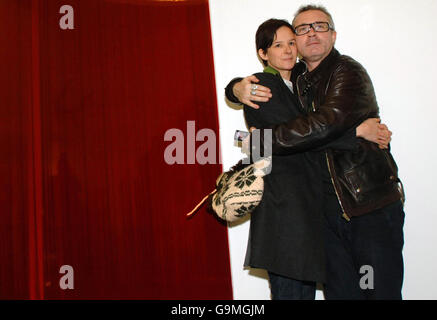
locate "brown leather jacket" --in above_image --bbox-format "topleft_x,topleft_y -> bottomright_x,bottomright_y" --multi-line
263,49 -> 404,219
225,48 -> 404,219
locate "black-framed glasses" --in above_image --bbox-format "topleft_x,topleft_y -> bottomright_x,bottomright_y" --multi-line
294,21 -> 334,36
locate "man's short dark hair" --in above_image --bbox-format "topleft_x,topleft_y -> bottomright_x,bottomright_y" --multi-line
256,18 -> 294,66
292,4 -> 335,30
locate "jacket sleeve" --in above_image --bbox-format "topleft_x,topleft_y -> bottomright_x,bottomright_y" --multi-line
225,77 -> 244,104
259,59 -> 377,155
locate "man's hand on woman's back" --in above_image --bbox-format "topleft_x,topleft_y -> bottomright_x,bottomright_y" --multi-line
233,75 -> 272,109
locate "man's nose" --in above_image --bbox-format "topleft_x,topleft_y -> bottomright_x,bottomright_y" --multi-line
307,26 -> 316,36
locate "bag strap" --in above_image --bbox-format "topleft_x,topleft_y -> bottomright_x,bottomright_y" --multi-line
186,189 -> 217,217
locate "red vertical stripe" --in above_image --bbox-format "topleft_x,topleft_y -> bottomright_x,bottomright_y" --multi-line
30,0 -> 44,300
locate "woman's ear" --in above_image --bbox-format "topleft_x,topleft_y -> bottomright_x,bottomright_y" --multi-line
258,48 -> 268,61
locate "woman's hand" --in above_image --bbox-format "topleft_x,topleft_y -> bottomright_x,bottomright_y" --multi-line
233,76 -> 272,109
356,118 -> 392,149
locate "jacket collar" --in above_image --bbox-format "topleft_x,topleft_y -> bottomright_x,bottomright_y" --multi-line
298,48 -> 340,83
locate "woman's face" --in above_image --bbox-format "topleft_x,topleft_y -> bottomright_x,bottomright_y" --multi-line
258,26 -> 297,77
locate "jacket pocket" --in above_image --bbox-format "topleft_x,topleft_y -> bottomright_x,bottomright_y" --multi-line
342,150 -> 398,204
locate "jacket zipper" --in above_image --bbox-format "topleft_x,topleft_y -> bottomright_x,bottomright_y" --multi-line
296,74 -> 307,112
325,152 -> 351,222
297,71 -> 316,113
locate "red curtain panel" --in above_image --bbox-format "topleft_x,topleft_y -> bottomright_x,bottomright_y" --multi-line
0,0 -> 36,299
0,0 -> 232,299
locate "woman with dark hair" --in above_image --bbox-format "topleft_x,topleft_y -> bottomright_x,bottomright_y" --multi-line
242,18 -> 325,300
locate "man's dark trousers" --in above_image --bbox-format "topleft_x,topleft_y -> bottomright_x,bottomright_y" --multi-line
322,187 -> 405,300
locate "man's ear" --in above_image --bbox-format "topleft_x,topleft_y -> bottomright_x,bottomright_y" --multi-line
331,31 -> 337,46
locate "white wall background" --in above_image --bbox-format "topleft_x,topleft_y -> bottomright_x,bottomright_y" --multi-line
208,0 -> 437,300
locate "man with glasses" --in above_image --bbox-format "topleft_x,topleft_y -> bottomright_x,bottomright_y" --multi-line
225,5 -> 405,300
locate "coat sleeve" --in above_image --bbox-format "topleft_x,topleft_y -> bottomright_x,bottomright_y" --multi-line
312,126 -> 358,152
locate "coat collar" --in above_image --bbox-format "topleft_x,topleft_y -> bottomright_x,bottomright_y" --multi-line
263,65 -> 295,82
263,65 -> 281,76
